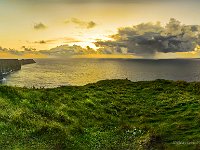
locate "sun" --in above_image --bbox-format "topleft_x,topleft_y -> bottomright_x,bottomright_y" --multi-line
68,31 -> 113,50
70,41 -> 97,49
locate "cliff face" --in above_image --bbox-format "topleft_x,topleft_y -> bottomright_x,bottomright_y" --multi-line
0,59 -> 35,80
20,59 -> 36,65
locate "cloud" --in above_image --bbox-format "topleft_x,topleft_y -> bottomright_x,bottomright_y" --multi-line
87,21 -> 96,29
0,44 -> 92,58
39,44 -> 96,56
21,46 -> 36,52
34,40 -> 55,44
95,18 -> 200,57
0,46 -> 35,55
0,47 -> 24,55
66,18 -> 97,29
34,23 -> 47,30
35,40 -> 48,44
34,37 -> 81,44
0,46 -> 44,58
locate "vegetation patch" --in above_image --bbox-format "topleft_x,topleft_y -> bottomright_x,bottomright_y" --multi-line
0,79 -> 200,149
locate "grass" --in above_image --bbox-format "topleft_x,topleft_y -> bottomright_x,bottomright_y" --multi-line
0,79 -> 200,149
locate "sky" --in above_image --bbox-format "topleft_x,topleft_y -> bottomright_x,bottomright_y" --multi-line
1,0 -> 200,58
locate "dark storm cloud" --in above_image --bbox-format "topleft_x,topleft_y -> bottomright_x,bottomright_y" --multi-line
95,18 -> 200,57
65,18 -> 97,29
34,23 -> 47,30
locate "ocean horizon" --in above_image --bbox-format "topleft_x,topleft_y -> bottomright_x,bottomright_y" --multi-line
2,58 -> 200,88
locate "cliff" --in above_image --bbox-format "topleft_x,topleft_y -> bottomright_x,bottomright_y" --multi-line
0,59 -> 35,80
20,59 -> 36,65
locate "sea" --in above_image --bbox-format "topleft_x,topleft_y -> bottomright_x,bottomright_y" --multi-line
2,58 -> 200,88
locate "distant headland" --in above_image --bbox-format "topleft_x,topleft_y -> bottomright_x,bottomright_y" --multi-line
0,59 -> 36,80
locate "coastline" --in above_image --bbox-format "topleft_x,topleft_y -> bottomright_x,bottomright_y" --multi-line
0,59 -> 35,81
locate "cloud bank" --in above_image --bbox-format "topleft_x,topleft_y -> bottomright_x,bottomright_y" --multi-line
95,18 -> 200,57
0,46 -> 46,58
40,44 -> 95,56
2,18 -> 200,59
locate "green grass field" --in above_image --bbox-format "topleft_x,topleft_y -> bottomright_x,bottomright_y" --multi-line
0,79 -> 200,149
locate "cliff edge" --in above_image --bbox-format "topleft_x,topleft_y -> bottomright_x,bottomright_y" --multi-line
0,59 -> 36,80
20,59 -> 36,65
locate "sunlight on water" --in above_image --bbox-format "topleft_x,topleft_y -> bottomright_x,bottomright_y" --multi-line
4,58 -> 200,88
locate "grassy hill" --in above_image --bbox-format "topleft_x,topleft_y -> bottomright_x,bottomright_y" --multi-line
0,79 -> 200,149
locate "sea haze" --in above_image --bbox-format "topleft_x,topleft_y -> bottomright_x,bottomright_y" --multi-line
3,58 -> 200,88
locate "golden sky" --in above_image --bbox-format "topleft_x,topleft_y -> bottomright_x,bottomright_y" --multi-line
0,0 -> 200,57
1,0 -> 200,52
